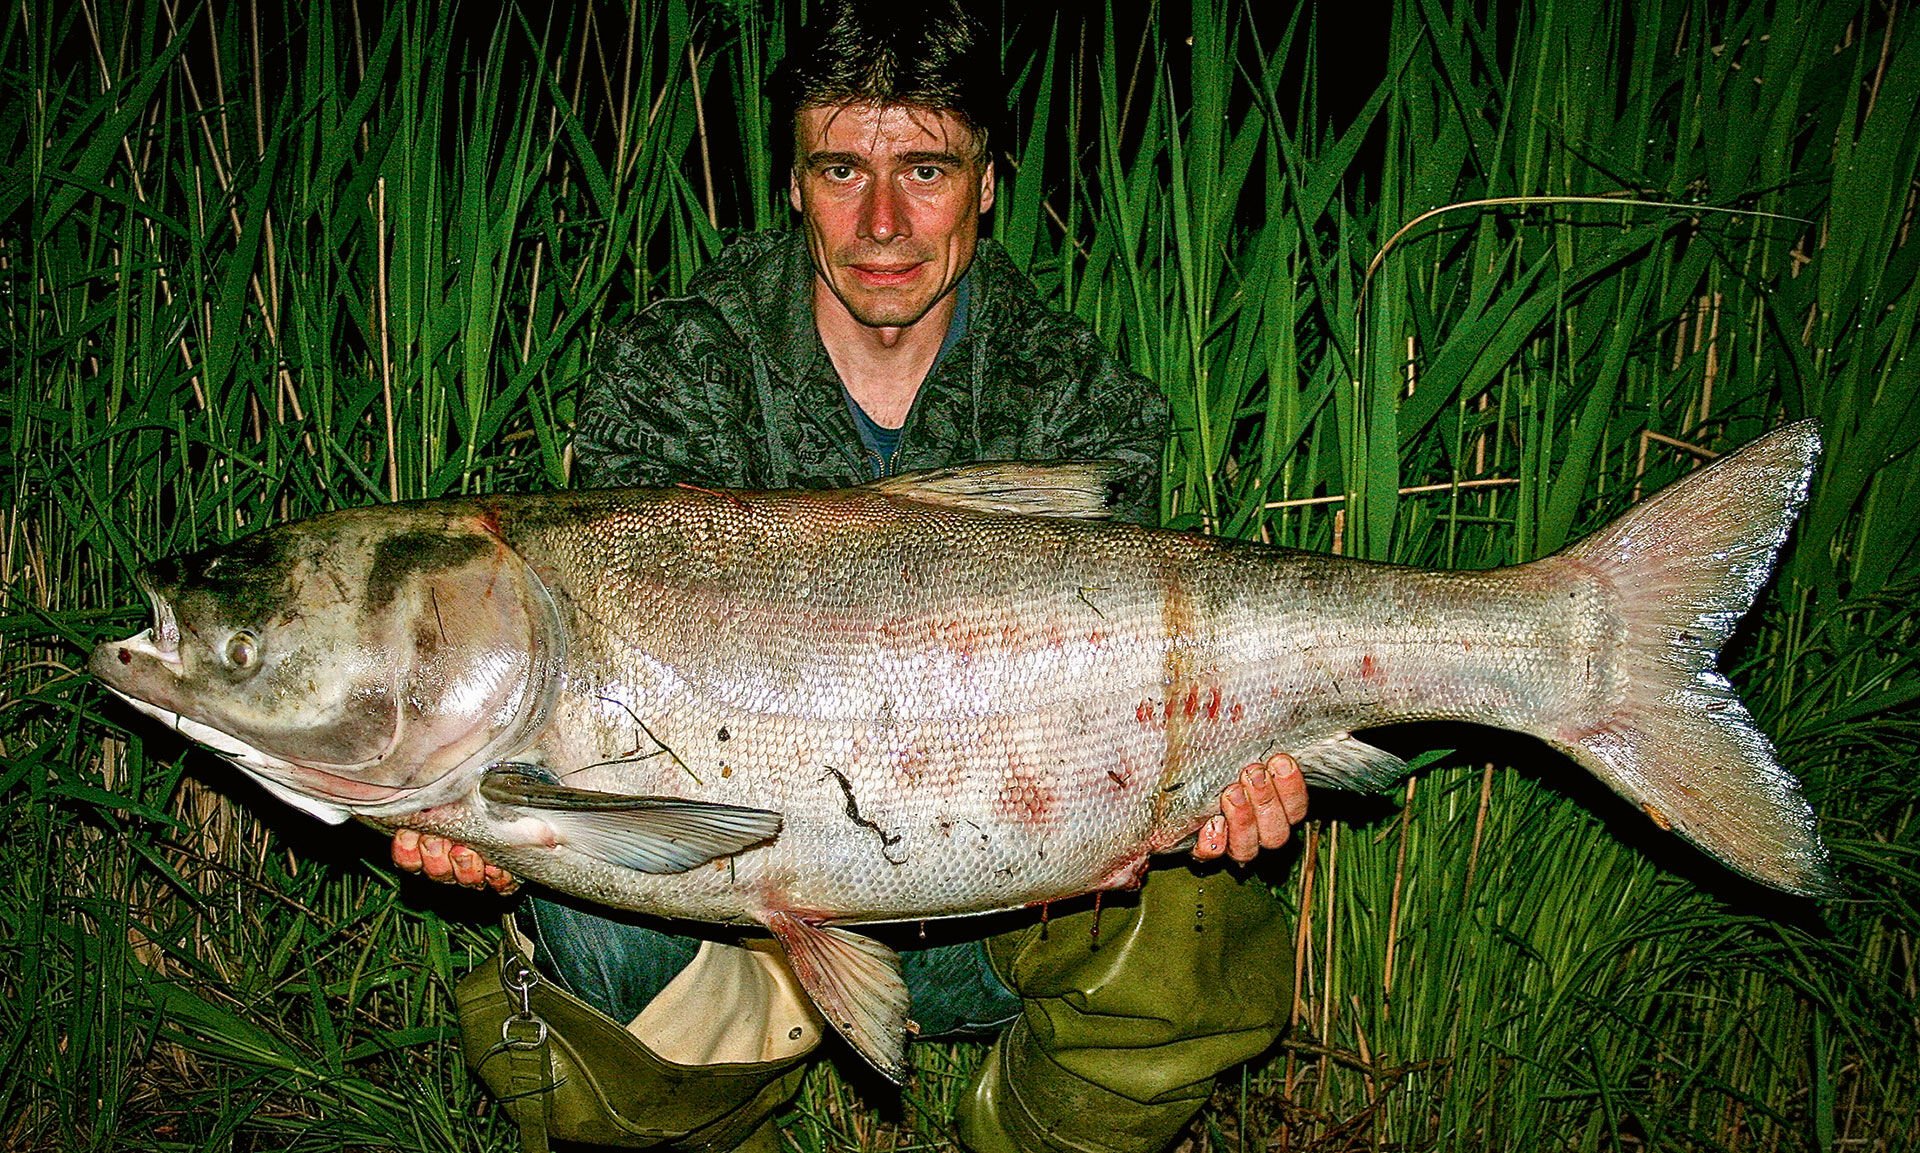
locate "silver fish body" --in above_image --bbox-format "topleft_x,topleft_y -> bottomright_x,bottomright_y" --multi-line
443,493 -> 1607,921
88,422 -> 1832,1078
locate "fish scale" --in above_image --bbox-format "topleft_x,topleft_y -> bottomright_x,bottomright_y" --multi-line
89,427 -> 1833,1081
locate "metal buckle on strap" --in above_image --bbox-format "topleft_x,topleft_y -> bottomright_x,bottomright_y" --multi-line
500,956 -> 551,1049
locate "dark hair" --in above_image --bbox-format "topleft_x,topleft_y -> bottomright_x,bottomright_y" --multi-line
771,0 -> 1001,160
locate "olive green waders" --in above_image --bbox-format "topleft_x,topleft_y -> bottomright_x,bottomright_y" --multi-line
458,865 -> 1292,1153
956,865 -> 1293,1153
458,922 -> 820,1153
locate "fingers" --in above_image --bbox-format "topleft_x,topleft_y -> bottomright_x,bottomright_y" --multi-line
391,827 -> 425,871
1195,813 -> 1229,859
482,862 -> 522,895
417,834 -> 455,882
1192,753 -> 1308,864
390,830 -> 520,893
1266,751 -> 1309,822
1251,752 -> 1306,848
1190,786 -> 1252,862
1223,776 -> 1263,862
448,842 -> 487,887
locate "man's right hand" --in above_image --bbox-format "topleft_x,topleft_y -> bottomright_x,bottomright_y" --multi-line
391,829 -> 520,894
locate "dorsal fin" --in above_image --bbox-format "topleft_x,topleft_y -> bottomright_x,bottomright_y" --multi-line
864,462 -> 1121,520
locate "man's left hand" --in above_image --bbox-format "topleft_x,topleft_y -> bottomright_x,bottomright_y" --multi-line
1192,753 -> 1308,864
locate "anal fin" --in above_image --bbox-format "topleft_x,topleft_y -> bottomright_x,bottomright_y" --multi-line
763,911 -> 912,1082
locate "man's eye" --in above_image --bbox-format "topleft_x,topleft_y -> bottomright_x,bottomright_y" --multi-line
823,165 -> 856,182
910,166 -> 945,182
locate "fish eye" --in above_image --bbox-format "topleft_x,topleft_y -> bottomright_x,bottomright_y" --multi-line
224,630 -> 260,671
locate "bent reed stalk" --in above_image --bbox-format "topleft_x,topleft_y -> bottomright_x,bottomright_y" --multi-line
4,0 -> 1916,1148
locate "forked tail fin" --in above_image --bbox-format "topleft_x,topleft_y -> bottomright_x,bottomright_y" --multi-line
1553,420 -> 1834,896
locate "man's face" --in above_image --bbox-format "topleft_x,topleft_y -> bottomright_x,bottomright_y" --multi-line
789,103 -> 995,332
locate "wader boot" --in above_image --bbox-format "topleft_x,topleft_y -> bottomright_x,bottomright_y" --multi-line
457,915 -> 821,1153
460,868 -> 1286,1153
956,865 -> 1294,1153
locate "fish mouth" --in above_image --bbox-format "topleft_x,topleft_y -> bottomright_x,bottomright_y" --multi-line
98,682 -> 432,825
117,569 -> 184,653
91,622 -> 411,778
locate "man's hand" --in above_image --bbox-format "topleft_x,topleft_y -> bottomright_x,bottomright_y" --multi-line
391,829 -> 520,894
1192,752 -> 1308,864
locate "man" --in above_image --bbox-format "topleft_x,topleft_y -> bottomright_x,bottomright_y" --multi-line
394,4 -> 1308,1150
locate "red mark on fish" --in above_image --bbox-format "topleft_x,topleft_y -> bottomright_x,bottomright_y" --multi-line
994,759 -> 1054,824
1093,851 -> 1151,892
472,503 -> 505,538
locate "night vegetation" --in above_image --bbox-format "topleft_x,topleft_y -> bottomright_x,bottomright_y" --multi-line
5,0 -> 1917,1147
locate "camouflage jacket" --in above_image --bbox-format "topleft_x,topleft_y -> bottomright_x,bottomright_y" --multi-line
573,232 -> 1169,523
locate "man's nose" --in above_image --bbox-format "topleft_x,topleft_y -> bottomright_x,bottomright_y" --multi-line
859,180 -> 911,243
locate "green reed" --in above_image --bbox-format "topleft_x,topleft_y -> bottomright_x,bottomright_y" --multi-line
4,0 -> 1916,1148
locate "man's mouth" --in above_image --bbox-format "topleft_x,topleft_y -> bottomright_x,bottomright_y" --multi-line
847,261 -> 927,288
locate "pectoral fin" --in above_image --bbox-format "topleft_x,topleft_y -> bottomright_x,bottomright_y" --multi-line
480,768 -> 782,873
763,911 -> 912,1083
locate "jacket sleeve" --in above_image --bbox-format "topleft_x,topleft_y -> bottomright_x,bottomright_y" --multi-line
1012,318 -> 1168,526
1051,359 -> 1166,526
572,303 -> 747,491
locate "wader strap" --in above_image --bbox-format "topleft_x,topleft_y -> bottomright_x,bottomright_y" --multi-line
496,949 -> 555,1153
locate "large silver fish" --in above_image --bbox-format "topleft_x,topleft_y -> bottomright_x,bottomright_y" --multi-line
89,421 -> 1831,1078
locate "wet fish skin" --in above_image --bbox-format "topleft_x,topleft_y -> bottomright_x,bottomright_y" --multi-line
87,423 -> 1831,1080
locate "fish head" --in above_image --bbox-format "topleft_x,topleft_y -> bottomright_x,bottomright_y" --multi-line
88,511 -> 564,823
